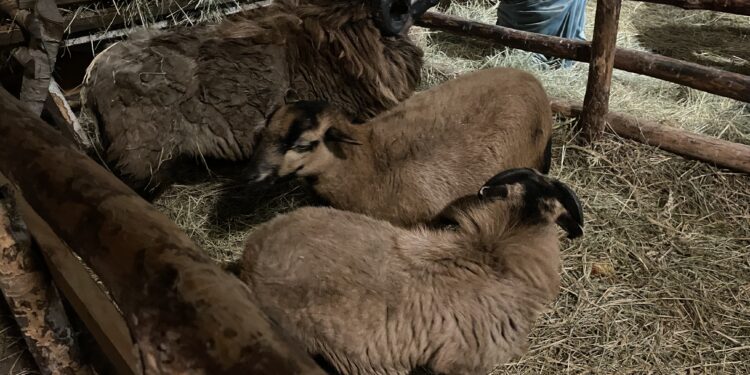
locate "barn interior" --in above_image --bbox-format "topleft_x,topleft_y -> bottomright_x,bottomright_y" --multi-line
0,0 -> 748,373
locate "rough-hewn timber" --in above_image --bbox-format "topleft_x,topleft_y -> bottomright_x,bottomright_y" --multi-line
0,86 -> 325,374
0,186 -> 92,375
579,0 -> 622,141
416,12 -> 750,103
551,99 -> 750,173
629,0 -> 750,16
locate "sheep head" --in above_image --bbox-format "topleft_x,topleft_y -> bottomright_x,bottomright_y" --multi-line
246,101 -> 361,184
479,168 -> 585,239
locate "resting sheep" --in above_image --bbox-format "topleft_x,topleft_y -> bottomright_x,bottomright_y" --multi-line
238,167 -> 584,375
80,0 -> 434,199
248,67 -> 553,226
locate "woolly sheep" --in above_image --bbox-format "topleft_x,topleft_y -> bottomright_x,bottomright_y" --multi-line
248,67 -> 554,226
238,167 -> 584,375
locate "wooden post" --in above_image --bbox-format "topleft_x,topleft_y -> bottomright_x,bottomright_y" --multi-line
578,0 -> 622,142
551,99 -> 750,173
415,12 -> 750,104
0,87 -> 325,374
0,186 -> 93,375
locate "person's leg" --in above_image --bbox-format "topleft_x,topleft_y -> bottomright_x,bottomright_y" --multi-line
497,0 -> 587,68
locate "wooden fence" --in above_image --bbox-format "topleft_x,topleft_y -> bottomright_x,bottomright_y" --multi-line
0,0 -> 748,373
417,0 -> 750,173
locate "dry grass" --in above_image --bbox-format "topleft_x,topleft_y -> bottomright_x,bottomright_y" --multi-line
153,0 -> 750,372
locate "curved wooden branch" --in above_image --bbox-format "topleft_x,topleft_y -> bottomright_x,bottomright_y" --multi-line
0,87 -> 324,374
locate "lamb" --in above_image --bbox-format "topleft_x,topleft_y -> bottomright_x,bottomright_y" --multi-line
238,167 -> 584,375
80,0 -> 435,200
248,67 -> 553,226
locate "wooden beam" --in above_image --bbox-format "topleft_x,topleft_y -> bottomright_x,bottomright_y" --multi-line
628,0 -> 750,16
579,0 -> 622,142
0,185 -> 93,375
0,87 -> 326,374
551,99 -> 750,173
0,177 -> 142,375
0,0 -> 260,47
415,12 -> 750,103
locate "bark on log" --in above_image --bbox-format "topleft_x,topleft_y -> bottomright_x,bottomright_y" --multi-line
579,0 -> 622,142
551,99 -> 750,173
416,12 -> 750,103
45,79 -> 92,151
0,87 -> 325,374
629,0 -> 750,16
12,0 -> 65,115
0,180 -> 144,375
0,186 -> 92,375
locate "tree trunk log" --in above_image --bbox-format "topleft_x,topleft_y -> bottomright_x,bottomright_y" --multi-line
551,99 -> 750,173
579,0 -> 622,142
0,186 -> 92,375
628,0 -> 750,16
0,87 -> 325,374
415,12 -> 750,103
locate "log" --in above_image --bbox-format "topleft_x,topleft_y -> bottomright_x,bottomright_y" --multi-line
551,99 -> 750,173
0,186 -> 92,375
0,178 -> 143,375
416,12 -> 750,103
579,0 -> 622,142
0,87 -> 325,374
628,0 -> 750,16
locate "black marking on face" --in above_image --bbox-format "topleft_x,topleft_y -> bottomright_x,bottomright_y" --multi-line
280,101 -> 330,151
479,168 -> 584,238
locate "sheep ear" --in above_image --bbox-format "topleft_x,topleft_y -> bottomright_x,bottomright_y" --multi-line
552,180 -> 584,239
324,127 -> 361,145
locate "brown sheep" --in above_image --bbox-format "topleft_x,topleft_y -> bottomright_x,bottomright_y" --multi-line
80,0 -> 435,200
248,67 -> 553,226
238,167 -> 584,375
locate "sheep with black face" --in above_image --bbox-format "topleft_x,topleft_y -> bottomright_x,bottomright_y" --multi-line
238,168 -> 583,375
248,67 -> 554,226
80,0 -> 437,200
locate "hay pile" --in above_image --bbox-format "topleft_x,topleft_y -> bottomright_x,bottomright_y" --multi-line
155,1 -> 750,372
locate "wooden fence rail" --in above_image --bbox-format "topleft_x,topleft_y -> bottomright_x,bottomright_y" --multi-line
416,12 -> 750,104
629,0 -> 750,16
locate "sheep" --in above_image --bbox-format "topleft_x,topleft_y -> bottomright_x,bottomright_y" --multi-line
237,167 -> 584,375
80,0 -> 436,200
247,67 -> 554,226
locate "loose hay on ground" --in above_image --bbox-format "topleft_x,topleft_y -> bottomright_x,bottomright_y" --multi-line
156,0 -> 750,372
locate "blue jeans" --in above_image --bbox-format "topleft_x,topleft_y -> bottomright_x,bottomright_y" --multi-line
497,0 -> 587,68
